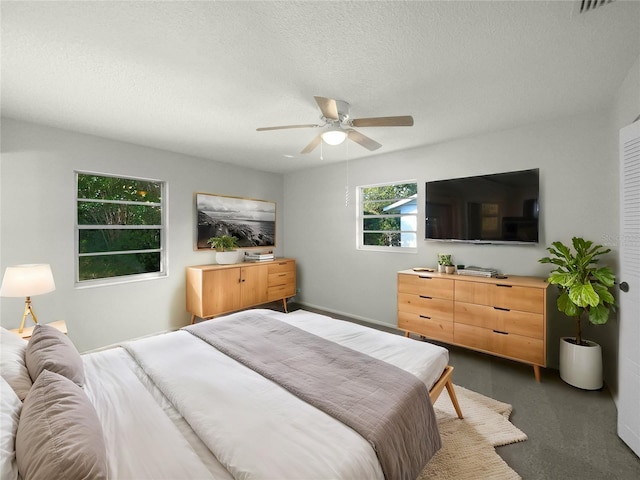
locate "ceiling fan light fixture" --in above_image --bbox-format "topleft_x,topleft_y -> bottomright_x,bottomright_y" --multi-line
321,128 -> 347,146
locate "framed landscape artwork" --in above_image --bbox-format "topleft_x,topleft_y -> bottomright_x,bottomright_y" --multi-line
195,193 -> 276,250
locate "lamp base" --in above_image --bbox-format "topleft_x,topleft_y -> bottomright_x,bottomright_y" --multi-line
18,296 -> 39,333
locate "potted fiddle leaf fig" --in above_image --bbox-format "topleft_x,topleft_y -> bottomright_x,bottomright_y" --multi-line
207,235 -> 240,264
539,237 -> 616,390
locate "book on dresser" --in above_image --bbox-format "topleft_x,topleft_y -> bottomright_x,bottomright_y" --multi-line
245,252 -> 275,262
397,269 -> 549,381
457,266 -> 498,277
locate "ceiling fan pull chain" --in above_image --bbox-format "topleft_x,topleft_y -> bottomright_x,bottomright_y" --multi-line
345,141 -> 350,207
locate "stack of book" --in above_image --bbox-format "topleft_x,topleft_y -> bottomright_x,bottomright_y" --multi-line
457,266 -> 498,277
244,252 -> 274,262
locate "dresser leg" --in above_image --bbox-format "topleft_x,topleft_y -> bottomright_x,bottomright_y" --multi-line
190,314 -> 196,325
533,365 -> 541,382
282,298 -> 289,313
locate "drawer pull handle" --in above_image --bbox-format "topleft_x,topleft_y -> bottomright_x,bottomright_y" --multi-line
494,306 -> 510,312
496,284 -> 512,288
419,276 -> 432,280
419,315 -> 432,320
278,273 -> 286,277
493,330 -> 508,335
419,295 -> 432,299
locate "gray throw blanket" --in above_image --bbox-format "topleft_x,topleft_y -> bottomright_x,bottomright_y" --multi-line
185,314 -> 441,480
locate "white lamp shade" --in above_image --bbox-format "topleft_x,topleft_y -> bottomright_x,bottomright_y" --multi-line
321,129 -> 347,146
0,264 -> 56,297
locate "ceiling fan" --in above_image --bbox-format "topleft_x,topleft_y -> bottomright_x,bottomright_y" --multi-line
256,96 -> 414,154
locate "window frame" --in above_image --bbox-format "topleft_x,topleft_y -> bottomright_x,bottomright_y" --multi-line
356,180 -> 418,253
75,171 -> 168,288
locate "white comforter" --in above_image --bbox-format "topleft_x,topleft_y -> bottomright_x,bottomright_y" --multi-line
83,309 -> 449,479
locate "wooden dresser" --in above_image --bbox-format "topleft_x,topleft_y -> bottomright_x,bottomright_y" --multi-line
186,259 -> 296,323
398,270 -> 548,381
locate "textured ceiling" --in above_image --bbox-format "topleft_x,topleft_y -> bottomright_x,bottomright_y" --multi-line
2,1 -> 639,173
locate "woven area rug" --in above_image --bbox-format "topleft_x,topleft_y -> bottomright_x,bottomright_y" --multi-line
418,385 -> 528,480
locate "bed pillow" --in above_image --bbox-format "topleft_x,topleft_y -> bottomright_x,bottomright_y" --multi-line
16,370 -> 108,480
25,324 -> 85,387
0,327 -> 32,400
0,376 -> 21,480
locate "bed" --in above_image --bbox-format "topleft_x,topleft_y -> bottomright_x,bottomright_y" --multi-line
0,308 -> 462,480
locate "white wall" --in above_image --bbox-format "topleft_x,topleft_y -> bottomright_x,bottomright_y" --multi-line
0,118 -> 284,352
283,110 -> 615,370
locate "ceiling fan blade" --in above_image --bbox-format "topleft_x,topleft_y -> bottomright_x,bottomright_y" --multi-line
256,124 -> 320,131
301,135 -> 322,154
351,115 -> 414,128
313,96 -> 339,121
347,129 -> 382,151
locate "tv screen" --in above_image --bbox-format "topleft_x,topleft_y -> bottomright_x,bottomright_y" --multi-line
425,168 -> 539,244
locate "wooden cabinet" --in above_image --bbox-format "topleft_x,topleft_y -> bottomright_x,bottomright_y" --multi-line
187,259 -> 296,323
398,270 -> 548,381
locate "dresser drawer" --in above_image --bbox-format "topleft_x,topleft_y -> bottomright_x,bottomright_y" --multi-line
398,274 -> 454,300
398,292 -> 454,321
455,302 -> 544,339
267,283 -> 296,301
268,271 -> 295,287
454,323 -> 544,365
398,311 -> 453,343
268,260 -> 295,274
455,281 -> 544,314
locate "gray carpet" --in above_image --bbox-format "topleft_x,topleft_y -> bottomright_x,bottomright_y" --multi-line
285,303 -> 640,480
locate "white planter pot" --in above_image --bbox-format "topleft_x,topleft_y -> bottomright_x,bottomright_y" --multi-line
559,337 -> 603,390
215,251 -> 239,265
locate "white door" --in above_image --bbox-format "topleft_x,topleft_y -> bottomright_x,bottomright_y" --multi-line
618,119 -> 640,457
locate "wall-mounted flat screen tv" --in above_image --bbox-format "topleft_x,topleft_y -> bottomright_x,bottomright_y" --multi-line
425,168 -> 539,244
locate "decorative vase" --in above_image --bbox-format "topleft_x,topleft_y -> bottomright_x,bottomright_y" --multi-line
215,251 -> 238,265
559,337 -> 603,390
445,265 -> 455,274
438,264 -> 445,273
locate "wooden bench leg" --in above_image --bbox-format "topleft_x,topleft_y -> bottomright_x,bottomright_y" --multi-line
445,379 -> 464,419
429,366 -> 464,419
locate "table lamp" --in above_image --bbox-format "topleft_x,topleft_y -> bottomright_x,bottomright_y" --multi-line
0,264 -> 56,333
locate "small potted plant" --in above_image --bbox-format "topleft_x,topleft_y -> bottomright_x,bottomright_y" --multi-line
539,237 -> 616,389
437,254 -> 453,273
207,235 -> 240,264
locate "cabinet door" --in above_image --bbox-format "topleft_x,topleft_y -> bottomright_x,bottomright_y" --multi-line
202,268 -> 241,316
240,265 -> 268,308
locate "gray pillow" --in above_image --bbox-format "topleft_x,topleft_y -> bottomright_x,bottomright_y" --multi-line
25,324 -> 84,387
16,370 -> 108,480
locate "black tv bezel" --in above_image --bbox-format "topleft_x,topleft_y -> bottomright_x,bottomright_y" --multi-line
425,168 -> 540,245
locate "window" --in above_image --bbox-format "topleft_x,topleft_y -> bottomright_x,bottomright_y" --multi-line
76,172 -> 166,286
357,181 -> 418,251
